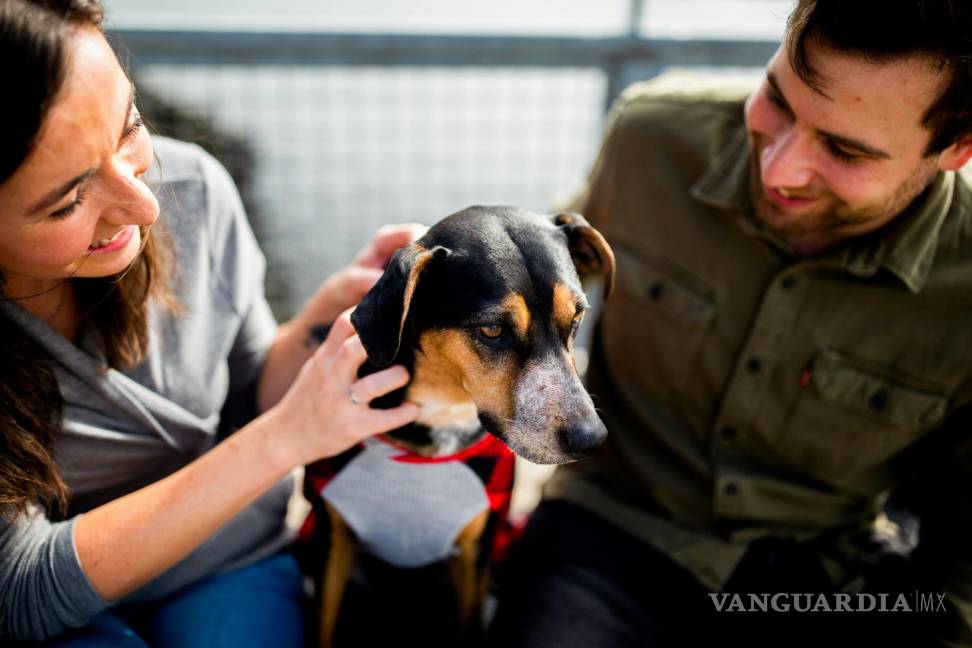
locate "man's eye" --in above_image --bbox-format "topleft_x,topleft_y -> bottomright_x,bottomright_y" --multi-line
477,325 -> 504,340
827,141 -> 861,164
766,86 -> 789,113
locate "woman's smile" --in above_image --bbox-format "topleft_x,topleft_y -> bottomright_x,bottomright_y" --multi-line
87,224 -> 135,253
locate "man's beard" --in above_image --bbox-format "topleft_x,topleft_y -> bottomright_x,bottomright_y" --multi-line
749,153 -> 939,242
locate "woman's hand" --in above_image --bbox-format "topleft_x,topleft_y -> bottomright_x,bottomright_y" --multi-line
76,311 -> 417,604
351,222 -> 428,270
75,311 -> 415,602
265,311 -> 419,468
258,223 -> 427,413
311,265 -> 385,326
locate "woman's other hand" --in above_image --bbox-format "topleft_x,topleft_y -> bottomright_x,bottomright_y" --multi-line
351,222 -> 427,270
258,223 -> 427,413
309,223 -> 427,322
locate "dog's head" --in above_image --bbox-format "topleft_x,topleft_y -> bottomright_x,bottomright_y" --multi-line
351,206 -> 615,464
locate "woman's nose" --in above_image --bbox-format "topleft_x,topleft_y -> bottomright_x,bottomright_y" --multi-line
97,160 -> 159,227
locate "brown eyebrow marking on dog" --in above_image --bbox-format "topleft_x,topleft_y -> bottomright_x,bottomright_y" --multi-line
552,283 -> 578,329
502,293 -> 531,339
552,282 -> 583,369
415,329 -> 516,425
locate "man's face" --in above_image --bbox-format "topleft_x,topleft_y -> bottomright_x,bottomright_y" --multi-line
744,43 -> 953,253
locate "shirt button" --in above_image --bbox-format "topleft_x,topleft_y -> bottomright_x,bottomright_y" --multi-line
781,276 -> 797,289
724,482 -> 739,496
868,389 -> 889,412
648,282 -> 665,301
747,358 -> 761,374
721,427 -> 737,441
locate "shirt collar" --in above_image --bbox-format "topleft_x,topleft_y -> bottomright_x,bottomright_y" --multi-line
690,121 -> 955,293
690,126 -> 753,214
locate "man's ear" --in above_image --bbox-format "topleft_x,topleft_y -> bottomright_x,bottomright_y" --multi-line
938,135 -> 972,171
350,244 -> 450,367
553,212 -> 616,299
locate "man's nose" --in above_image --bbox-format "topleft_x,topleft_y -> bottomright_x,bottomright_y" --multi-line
760,129 -> 814,190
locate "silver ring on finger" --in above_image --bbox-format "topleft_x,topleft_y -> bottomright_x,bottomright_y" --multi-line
348,386 -> 362,406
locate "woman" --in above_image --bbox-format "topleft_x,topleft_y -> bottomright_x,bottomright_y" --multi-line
0,0 -> 419,644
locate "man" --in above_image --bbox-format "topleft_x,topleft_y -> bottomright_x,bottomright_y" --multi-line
491,2 -> 972,646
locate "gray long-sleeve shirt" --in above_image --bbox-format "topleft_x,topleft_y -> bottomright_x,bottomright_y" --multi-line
0,138 -> 293,641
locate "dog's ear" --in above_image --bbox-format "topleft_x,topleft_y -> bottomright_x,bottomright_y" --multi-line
351,244 -> 450,367
553,212 -> 616,299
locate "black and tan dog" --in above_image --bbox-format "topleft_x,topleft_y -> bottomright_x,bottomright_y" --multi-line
303,205 -> 615,647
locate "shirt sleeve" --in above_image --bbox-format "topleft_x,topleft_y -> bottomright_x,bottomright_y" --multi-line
0,509 -> 107,641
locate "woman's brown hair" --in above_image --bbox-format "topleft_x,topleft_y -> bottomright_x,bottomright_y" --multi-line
0,0 -> 174,517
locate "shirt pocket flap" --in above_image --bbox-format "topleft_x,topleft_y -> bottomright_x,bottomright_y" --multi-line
615,244 -> 717,325
812,348 -> 949,430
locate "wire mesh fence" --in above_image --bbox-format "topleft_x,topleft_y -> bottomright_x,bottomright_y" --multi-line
134,63 -> 605,317
116,23 -> 777,318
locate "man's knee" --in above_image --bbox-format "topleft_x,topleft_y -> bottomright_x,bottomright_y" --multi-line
490,501 -> 712,648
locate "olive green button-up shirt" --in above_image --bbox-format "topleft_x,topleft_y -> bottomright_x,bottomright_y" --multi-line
546,78 -> 972,613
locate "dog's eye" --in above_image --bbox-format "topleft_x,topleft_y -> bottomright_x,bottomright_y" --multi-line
478,325 -> 504,340
570,313 -> 585,331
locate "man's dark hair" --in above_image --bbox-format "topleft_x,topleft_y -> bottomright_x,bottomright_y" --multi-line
787,0 -> 972,155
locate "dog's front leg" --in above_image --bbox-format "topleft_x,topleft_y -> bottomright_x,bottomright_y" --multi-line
319,501 -> 356,648
449,507 -> 491,629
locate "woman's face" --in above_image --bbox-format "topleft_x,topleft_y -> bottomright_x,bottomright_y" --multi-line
0,27 -> 158,298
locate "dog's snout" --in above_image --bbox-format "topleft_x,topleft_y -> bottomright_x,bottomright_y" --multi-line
559,419 -> 608,459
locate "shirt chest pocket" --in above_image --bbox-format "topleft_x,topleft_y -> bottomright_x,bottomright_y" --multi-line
780,348 -> 950,484
602,244 -> 717,394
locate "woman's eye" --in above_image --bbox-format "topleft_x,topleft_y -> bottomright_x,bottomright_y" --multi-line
121,113 -> 144,143
478,325 -> 504,340
50,188 -> 86,220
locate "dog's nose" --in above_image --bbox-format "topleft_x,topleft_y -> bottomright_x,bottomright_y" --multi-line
559,419 -> 608,459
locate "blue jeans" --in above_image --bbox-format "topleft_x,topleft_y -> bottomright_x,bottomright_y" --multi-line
41,552 -> 305,648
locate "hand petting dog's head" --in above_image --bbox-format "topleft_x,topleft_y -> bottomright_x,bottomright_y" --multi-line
351,206 -> 615,464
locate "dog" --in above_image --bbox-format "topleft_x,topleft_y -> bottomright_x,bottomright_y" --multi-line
299,205 -> 615,647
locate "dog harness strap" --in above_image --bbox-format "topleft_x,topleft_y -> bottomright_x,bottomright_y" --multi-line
322,439 -> 490,568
